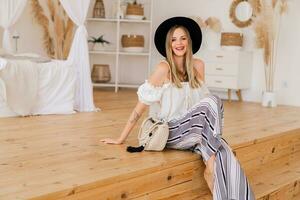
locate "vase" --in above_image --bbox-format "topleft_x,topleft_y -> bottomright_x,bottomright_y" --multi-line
204,29 -> 221,50
88,43 -> 95,51
262,91 -> 277,107
93,43 -> 105,51
93,0 -> 105,18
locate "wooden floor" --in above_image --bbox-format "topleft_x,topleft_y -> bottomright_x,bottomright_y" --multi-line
0,88 -> 300,200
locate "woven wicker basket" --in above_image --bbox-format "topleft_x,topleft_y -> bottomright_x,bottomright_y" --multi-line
126,4 -> 144,16
91,64 -> 111,83
121,35 -> 144,48
221,32 -> 243,47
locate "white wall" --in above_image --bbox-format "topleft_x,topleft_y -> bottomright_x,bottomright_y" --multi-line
1,0 -> 299,106
0,28 -> 2,47
0,2 -> 45,56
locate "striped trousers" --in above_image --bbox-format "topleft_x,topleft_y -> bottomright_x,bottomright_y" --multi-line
166,95 -> 255,200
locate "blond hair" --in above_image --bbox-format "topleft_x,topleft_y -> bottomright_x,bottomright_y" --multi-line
165,25 -> 201,88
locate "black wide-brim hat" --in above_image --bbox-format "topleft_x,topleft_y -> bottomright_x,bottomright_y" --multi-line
154,16 -> 202,57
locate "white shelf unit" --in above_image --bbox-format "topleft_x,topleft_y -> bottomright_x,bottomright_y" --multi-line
87,0 -> 153,92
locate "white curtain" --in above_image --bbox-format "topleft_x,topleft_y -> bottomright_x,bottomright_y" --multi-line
0,0 -> 27,52
59,0 -> 96,112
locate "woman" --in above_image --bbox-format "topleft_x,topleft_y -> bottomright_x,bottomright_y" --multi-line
101,17 -> 254,200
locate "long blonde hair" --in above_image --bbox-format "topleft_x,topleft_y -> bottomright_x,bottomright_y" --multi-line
165,25 -> 201,89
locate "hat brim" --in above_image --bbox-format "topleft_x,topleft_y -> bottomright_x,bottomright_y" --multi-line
154,16 -> 202,57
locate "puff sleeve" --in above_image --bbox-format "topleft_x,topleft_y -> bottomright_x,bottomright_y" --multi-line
137,80 -> 169,105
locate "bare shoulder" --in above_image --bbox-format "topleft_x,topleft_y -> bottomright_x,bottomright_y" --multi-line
193,58 -> 205,71
148,61 -> 170,85
193,58 -> 205,81
156,61 -> 170,74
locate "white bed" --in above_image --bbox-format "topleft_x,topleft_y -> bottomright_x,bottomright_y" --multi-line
0,54 -> 76,117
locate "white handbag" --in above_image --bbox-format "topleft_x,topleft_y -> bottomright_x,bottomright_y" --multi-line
127,86 -> 173,153
127,117 -> 169,152
138,117 -> 169,151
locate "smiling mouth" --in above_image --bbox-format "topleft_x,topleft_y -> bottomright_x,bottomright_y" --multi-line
175,46 -> 185,51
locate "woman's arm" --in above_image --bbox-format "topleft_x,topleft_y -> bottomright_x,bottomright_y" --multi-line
100,102 -> 148,144
100,62 -> 170,145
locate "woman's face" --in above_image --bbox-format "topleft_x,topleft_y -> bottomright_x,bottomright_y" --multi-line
171,27 -> 188,57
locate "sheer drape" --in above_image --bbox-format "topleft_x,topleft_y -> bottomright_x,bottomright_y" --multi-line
0,0 -> 27,52
59,0 -> 96,112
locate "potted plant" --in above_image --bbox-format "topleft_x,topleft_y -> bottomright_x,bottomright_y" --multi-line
88,35 -> 110,51
253,0 -> 288,107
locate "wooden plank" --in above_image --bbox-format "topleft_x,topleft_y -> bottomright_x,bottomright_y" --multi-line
264,180 -> 299,200
36,160 -> 204,200
291,191 -> 300,200
0,151 -> 200,199
133,162 -> 210,200
234,130 -> 300,172
250,154 -> 300,199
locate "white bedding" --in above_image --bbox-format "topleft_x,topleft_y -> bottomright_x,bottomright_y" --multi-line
0,56 -> 76,117
0,59 -> 38,116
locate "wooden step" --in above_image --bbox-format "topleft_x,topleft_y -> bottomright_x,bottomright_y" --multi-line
1,126 -> 299,200
133,180 -> 211,200
2,90 -> 300,200
135,153 -> 300,200
233,129 -> 300,173
292,192 -> 300,200
31,158 -> 209,200
133,137 -> 300,200
252,151 -> 300,200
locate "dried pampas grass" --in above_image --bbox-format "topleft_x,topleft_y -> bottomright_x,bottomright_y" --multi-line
189,16 -> 207,29
249,0 -> 262,16
205,17 -> 222,33
253,0 -> 288,92
54,13 -> 64,59
30,0 -> 55,58
279,0 -> 288,15
47,0 -> 55,22
63,18 -> 74,59
255,1 -> 274,65
254,18 -> 270,64
272,0 -> 278,8
31,0 -> 74,59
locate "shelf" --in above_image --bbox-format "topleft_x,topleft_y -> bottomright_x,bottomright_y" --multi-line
89,51 -> 117,55
86,18 -> 151,24
119,52 -> 150,56
88,0 -> 153,93
93,83 -> 140,88
118,83 -> 140,88
87,18 -> 118,22
120,19 -> 151,23
89,51 -> 149,56
93,83 -> 115,87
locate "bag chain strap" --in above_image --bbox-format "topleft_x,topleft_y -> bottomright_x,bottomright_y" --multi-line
138,120 -> 161,147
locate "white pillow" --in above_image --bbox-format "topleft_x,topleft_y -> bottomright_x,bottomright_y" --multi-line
0,78 -> 18,118
0,58 -> 7,70
31,60 -> 76,115
0,48 -> 6,55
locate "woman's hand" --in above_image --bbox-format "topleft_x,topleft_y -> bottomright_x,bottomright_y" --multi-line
100,138 -> 123,145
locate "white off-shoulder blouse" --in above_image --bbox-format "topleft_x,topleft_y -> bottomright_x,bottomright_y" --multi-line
137,80 -> 210,122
